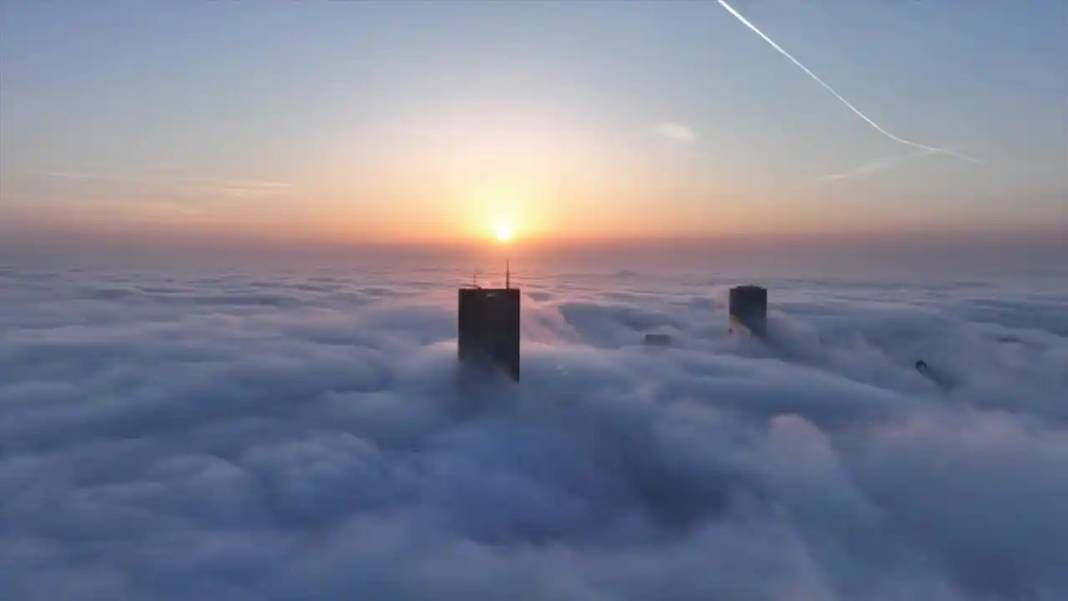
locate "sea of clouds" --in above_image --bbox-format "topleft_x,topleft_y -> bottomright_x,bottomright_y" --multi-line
1,264 -> 1066,600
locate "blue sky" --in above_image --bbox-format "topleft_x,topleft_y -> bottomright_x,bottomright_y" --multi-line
1,1 -> 1065,246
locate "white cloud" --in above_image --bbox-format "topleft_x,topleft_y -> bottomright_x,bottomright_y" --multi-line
0,267 -> 1066,599
650,122 -> 698,145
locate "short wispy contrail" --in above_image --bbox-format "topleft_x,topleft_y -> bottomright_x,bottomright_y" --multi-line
819,148 -> 937,182
717,0 -> 981,163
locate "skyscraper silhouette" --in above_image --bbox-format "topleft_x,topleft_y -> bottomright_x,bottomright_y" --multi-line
458,284 -> 520,381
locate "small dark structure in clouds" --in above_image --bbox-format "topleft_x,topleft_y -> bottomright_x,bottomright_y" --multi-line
458,287 -> 520,381
729,285 -> 767,337
643,333 -> 673,347
915,359 -> 954,390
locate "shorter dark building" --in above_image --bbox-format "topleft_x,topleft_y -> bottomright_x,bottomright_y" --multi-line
643,333 -> 672,347
915,359 -> 953,390
729,285 -> 767,336
458,287 -> 520,380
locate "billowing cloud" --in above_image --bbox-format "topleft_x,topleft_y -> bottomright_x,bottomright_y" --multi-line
0,266 -> 1066,600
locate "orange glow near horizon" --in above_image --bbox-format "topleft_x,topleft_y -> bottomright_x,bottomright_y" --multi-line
9,113 -> 932,249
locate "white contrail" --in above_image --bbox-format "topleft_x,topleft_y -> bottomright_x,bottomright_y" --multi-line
819,148 -> 937,182
717,0 -> 981,163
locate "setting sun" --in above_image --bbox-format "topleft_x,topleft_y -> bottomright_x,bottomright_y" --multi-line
494,223 -> 514,242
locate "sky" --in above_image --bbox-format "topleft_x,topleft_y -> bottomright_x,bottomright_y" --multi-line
1,0 -> 1066,252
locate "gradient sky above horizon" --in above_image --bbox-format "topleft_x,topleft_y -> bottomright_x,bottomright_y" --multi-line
1,1 -> 1065,247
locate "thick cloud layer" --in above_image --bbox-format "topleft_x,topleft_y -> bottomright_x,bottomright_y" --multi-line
1,266 -> 1066,600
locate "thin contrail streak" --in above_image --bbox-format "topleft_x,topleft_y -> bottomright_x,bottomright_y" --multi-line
820,148 -> 937,182
717,0 -> 981,163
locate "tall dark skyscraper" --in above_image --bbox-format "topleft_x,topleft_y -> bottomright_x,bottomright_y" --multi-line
729,285 -> 767,337
458,287 -> 520,381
